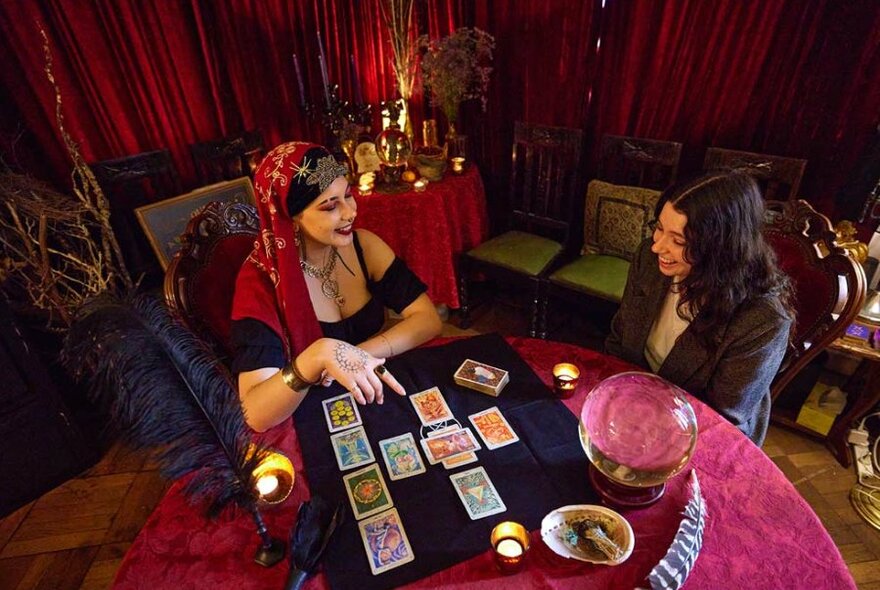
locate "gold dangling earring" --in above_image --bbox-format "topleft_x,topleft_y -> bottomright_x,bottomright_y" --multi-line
293,224 -> 301,248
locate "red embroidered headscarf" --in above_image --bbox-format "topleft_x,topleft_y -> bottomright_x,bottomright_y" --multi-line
231,141 -> 348,359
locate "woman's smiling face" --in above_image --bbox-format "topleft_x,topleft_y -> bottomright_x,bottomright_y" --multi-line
651,202 -> 692,279
296,176 -> 357,248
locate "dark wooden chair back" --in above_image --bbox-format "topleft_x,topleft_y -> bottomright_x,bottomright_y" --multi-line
763,199 -> 866,400
164,200 -> 260,359
191,130 -> 265,185
704,147 -> 807,201
509,121 -> 584,245
597,135 -> 683,190
91,149 -> 181,280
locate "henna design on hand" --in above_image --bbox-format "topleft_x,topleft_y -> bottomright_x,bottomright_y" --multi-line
334,342 -> 368,373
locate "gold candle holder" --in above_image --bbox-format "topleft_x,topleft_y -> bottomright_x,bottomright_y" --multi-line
357,183 -> 373,196
552,363 -> 580,399
422,119 -> 438,147
450,156 -> 465,174
252,450 -> 295,506
490,521 -> 530,574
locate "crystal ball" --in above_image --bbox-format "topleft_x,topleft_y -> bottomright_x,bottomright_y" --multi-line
375,127 -> 412,167
579,372 -> 697,487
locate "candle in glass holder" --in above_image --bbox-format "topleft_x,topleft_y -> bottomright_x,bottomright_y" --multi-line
358,183 -> 373,195
450,156 -> 465,174
413,179 -> 427,192
490,521 -> 530,574
552,363 -> 580,399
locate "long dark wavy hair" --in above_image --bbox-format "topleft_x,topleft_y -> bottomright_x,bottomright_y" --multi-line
656,170 -> 793,344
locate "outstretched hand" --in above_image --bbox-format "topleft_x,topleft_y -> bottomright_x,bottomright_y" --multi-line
301,338 -> 406,405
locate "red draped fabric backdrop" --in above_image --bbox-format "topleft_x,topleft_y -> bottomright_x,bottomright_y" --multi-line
0,0 -> 879,229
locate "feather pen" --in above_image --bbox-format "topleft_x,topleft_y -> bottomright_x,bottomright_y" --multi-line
641,470 -> 707,590
62,294 -> 269,519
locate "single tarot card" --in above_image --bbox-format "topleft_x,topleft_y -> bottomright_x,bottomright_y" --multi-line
420,427 -> 481,465
358,508 -> 415,574
378,433 -> 426,481
409,387 -> 454,425
322,392 -> 363,433
330,426 -> 375,471
442,451 -> 478,470
343,463 -> 393,520
454,359 -> 508,389
468,407 -> 519,450
449,466 -> 506,520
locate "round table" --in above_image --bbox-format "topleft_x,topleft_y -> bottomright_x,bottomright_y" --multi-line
354,166 -> 488,309
112,337 -> 855,589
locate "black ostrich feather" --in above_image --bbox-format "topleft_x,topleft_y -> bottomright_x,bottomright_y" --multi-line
62,293 -> 267,518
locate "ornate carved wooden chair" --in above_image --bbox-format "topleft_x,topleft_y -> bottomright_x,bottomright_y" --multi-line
703,147 -> 807,201
164,200 -> 260,361
458,122 -> 583,337
597,134 -> 684,190
540,136 -> 683,336
190,129 -> 265,185
764,199 -> 866,421
92,149 -> 181,281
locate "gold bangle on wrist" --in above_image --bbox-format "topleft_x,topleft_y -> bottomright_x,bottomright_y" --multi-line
280,360 -> 316,392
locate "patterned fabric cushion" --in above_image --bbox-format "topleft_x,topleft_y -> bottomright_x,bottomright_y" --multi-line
467,230 -> 563,276
549,254 -> 631,302
583,180 -> 661,260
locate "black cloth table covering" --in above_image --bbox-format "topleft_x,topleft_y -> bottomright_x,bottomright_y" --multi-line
294,333 -> 596,590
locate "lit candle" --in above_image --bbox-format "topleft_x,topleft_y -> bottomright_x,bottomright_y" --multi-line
292,53 -> 306,109
358,183 -> 373,195
490,521 -> 530,574
552,363 -> 580,399
350,54 -> 363,104
496,538 -> 523,557
413,179 -> 427,192
256,474 -> 279,496
450,156 -> 465,174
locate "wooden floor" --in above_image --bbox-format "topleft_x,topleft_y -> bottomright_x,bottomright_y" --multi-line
1,300 -> 879,589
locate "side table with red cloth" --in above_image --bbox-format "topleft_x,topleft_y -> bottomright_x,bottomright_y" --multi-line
353,166 -> 488,309
112,337 -> 855,590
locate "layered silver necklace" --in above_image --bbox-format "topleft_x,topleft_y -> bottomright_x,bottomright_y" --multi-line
300,247 -> 345,308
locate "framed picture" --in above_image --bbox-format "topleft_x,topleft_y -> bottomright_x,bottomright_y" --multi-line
135,177 -> 256,269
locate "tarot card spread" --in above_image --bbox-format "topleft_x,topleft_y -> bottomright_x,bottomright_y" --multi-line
322,392 -> 362,433
420,427 -> 481,464
378,433 -> 426,480
330,426 -> 375,471
449,466 -> 507,520
344,463 -> 393,520
469,406 -> 519,449
409,387 -> 454,425
358,508 -> 415,575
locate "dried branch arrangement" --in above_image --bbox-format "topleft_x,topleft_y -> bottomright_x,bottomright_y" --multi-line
0,27 -> 133,329
379,0 -> 418,101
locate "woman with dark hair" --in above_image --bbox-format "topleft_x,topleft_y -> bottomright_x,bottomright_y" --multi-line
606,170 -> 793,445
231,142 -> 442,432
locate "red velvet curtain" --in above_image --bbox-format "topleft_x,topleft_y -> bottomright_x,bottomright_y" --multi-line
1,0 -> 879,224
589,0 -> 880,217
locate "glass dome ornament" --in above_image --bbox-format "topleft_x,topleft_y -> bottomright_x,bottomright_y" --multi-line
374,99 -> 413,194
579,372 -> 698,508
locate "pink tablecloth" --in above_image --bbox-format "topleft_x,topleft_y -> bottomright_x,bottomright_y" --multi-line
113,337 -> 855,590
354,167 -> 488,309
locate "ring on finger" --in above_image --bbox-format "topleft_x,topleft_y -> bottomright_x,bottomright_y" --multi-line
374,365 -> 388,377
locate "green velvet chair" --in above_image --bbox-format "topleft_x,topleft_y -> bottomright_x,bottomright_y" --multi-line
541,135 -> 682,337
458,122 -> 583,336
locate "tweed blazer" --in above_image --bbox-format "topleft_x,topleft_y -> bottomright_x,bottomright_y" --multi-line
606,239 -> 792,446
